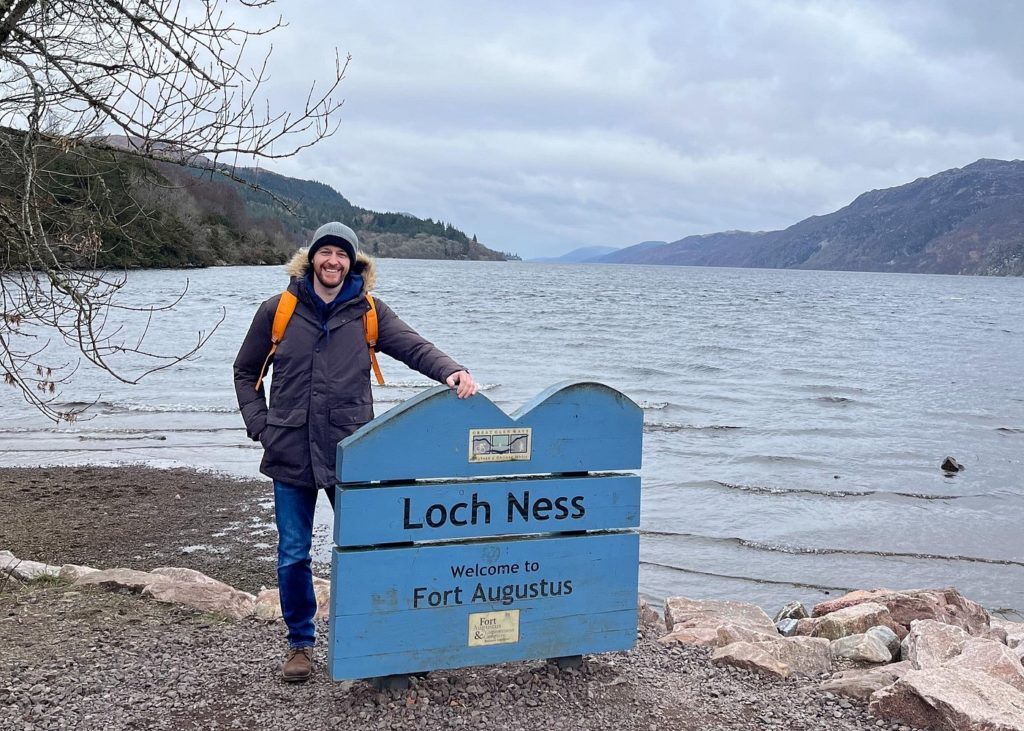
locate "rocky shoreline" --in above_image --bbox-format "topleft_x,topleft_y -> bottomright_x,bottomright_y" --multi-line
2,466 -> 1023,730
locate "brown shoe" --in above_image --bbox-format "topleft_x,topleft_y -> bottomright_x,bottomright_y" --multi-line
281,647 -> 313,682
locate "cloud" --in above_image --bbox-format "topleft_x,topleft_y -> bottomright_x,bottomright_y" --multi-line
257,0 -> 1024,257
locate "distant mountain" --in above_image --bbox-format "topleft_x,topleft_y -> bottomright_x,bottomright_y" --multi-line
601,159 -> 1024,275
530,245 -> 621,263
597,240 -> 670,263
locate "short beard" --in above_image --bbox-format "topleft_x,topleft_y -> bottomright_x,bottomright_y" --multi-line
313,268 -> 345,290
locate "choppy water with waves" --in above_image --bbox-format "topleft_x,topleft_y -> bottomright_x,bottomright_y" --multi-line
2,260 -> 1022,616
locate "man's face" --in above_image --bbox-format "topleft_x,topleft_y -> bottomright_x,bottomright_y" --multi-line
311,244 -> 351,289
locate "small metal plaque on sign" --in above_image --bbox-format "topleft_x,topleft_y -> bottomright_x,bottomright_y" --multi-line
468,610 -> 520,647
468,427 -> 532,463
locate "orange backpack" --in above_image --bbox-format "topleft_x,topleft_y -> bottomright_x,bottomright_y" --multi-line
254,292 -> 384,391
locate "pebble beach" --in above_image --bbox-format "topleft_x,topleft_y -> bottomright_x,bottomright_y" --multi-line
0,466 -> 904,730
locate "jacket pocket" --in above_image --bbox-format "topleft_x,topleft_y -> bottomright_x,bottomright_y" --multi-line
329,404 -> 374,427
266,407 -> 308,428
261,407 -> 310,481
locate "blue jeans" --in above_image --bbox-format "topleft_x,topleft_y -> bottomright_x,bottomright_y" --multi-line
273,480 -> 335,648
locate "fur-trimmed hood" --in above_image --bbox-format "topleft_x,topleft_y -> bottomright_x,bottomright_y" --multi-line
285,248 -> 377,293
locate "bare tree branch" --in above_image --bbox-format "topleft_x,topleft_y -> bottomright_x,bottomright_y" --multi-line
0,0 -> 345,421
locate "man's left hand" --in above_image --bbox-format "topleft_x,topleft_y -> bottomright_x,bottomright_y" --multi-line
446,370 -> 478,399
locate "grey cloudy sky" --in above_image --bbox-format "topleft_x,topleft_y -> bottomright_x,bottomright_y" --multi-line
254,0 -> 1024,258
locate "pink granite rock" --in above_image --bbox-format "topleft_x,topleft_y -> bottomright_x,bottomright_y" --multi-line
254,588 -> 283,621
711,642 -> 789,679
760,636 -> 833,675
812,602 -> 900,641
658,626 -> 720,647
313,576 -> 331,620
150,567 -> 224,585
902,619 -> 971,669
252,578 -> 330,622
664,596 -> 776,633
869,667 -> 1024,731
819,661 -> 912,701
813,589 -> 893,616
794,617 -> 819,636
991,617 -> 1024,649
716,623 -> 779,646
58,564 -> 99,582
830,633 -> 892,663
143,581 -> 256,620
660,596 -> 776,648
814,587 -> 989,636
74,568 -> 170,593
638,599 -> 662,628
947,638 -> 1024,693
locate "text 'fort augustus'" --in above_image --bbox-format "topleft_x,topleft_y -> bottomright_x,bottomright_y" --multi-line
402,491 -> 586,530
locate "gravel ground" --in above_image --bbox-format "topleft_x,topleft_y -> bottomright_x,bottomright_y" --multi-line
0,467 -> 895,730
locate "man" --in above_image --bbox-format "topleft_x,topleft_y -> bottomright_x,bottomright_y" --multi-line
233,221 -> 477,682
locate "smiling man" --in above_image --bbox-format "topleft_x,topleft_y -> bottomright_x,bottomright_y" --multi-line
233,221 -> 477,682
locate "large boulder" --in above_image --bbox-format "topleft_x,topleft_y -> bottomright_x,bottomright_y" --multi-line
658,626 -> 720,647
0,552 -> 60,581
150,567 -> 223,584
712,637 -> 832,678
819,661 -> 912,701
313,576 -> 331,620
902,619 -> 971,669
74,568 -> 170,593
0,550 -> 14,567
813,589 -> 893,617
711,642 -> 789,679
661,597 -> 776,648
58,564 -> 99,582
812,602 -> 901,641
813,588 -> 989,635
991,618 -> 1024,649
830,633 -> 893,664
776,619 -> 799,637
869,668 -> 1024,731
773,601 -> 808,623
142,581 -> 256,620
664,596 -> 776,633
947,638 -> 1024,693
794,617 -> 819,636
254,588 -> 283,622
716,623 -> 779,646
638,599 -> 662,628
866,625 -> 901,659
761,636 -> 833,675
252,577 -> 331,622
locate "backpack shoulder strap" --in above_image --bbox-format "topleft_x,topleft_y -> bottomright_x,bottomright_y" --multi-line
363,294 -> 385,385
254,291 -> 298,391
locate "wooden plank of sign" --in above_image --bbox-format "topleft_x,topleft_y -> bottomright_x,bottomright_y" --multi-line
336,381 -> 642,484
328,532 -> 639,680
334,474 -> 640,547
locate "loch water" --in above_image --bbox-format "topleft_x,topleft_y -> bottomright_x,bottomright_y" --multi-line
2,260 -> 1022,616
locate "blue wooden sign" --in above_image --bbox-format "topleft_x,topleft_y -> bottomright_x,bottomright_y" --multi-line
328,381 -> 642,681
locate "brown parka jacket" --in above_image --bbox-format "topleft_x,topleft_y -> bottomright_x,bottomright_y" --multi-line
233,251 -> 465,489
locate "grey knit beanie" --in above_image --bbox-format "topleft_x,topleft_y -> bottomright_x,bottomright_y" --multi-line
307,221 -> 359,263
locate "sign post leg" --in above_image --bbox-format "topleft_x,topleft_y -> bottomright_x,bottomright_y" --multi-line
550,655 -> 584,671
371,674 -> 411,692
